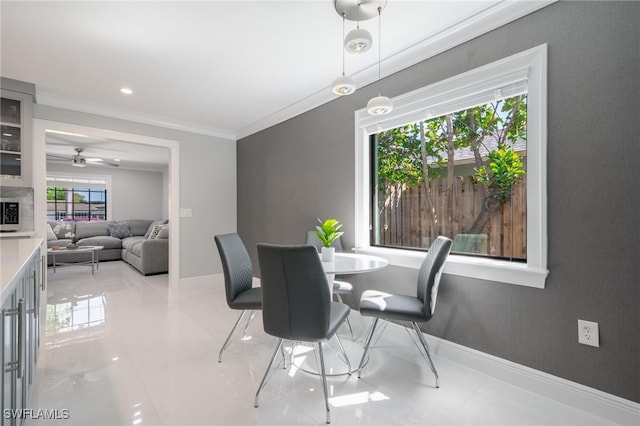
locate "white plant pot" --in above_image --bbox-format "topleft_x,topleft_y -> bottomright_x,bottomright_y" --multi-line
321,246 -> 335,262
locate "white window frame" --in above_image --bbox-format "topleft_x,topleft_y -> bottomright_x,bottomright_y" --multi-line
354,44 -> 548,289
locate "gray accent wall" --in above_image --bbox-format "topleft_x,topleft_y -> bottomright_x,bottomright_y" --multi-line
238,2 -> 639,402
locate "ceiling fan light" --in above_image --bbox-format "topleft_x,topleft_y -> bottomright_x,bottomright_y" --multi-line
331,74 -> 356,96
71,158 -> 86,167
344,28 -> 372,54
367,95 -> 393,115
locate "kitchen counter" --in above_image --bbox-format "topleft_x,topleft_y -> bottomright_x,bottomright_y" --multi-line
1,238 -> 43,305
0,231 -> 36,238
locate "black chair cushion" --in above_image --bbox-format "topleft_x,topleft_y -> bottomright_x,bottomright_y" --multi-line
228,287 -> 262,310
359,289 -> 429,322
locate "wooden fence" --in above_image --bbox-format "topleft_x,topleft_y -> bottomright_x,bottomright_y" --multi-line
376,175 -> 527,259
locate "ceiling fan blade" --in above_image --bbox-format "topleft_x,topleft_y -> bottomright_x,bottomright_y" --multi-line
46,153 -> 70,160
85,159 -> 119,167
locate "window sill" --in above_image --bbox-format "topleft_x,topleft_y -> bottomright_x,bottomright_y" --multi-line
353,246 -> 548,289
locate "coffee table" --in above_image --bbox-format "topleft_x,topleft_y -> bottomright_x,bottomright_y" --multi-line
47,245 -> 104,275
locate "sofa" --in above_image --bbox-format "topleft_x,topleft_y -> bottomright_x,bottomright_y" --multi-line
47,219 -> 169,275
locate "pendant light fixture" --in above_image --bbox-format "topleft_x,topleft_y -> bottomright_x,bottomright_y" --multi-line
332,13 -> 356,96
344,25 -> 372,54
343,1 -> 372,54
367,6 -> 393,116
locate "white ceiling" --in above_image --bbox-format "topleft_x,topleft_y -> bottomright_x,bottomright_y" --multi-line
1,1 -> 552,168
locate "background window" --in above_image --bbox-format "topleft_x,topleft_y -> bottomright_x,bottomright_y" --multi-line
46,176 -> 107,221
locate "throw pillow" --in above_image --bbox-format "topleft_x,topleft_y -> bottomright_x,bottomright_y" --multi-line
108,222 -> 133,239
144,219 -> 168,239
52,222 -> 74,239
147,224 -> 164,240
157,225 -> 169,239
46,224 -> 57,241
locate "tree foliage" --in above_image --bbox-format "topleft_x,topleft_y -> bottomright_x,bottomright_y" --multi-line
374,94 -> 527,237
46,187 -> 86,202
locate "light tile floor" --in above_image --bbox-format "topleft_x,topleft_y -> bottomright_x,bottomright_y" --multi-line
27,261 -> 613,426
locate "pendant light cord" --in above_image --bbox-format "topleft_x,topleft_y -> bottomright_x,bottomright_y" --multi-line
342,13 -> 346,76
377,6 -> 382,95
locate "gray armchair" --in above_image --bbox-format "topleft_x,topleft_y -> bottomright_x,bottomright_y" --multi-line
357,236 -> 452,387
255,243 -> 350,424
214,233 -> 262,363
305,230 -> 354,338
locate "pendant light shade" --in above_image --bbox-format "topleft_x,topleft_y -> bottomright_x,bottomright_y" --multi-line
367,95 -> 393,115
332,74 -> 357,95
367,6 -> 393,116
344,27 -> 372,54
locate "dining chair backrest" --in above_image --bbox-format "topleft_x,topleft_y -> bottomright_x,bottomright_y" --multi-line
417,236 -> 453,319
214,233 -> 254,307
305,230 -> 344,252
257,243 -> 332,342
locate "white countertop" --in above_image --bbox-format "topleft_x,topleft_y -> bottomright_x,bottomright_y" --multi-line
1,238 -> 43,305
0,231 -> 36,238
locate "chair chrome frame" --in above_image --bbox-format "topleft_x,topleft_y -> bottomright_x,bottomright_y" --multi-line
355,236 -> 452,388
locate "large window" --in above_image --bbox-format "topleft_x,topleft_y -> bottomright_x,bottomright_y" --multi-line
371,94 -> 527,261
46,176 -> 108,221
355,45 -> 548,288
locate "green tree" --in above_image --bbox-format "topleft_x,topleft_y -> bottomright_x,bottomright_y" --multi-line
375,94 -> 527,240
46,187 -> 86,202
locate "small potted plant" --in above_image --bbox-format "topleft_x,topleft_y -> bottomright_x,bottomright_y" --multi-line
315,218 -> 343,262
67,235 -> 79,249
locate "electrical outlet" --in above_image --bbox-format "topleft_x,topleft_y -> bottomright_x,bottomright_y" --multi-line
578,320 -> 599,347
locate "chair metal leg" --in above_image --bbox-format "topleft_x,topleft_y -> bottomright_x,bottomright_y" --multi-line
357,317 -> 379,378
334,293 -> 354,340
317,342 -> 331,424
242,310 -> 258,339
411,322 -> 439,388
255,338 -> 284,408
218,310 -> 247,363
333,332 -> 352,374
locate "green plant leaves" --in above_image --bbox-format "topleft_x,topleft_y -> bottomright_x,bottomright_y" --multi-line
315,218 -> 344,247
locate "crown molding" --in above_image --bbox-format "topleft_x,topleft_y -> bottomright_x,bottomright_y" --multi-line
236,0 -> 556,140
36,91 -> 237,141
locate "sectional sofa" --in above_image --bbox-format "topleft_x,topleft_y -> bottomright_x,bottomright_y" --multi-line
47,219 -> 168,275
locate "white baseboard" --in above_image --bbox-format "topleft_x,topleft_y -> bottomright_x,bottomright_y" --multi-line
179,273 -> 219,286
414,326 -> 639,425
180,273 -> 259,287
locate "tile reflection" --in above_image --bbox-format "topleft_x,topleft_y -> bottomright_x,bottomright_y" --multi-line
46,293 -> 107,342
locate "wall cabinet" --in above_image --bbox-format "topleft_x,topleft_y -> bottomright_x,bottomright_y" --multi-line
1,243 -> 42,426
0,79 -> 35,188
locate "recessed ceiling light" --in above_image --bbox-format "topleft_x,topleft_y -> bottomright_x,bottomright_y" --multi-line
120,87 -> 133,95
114,159 -> 121,162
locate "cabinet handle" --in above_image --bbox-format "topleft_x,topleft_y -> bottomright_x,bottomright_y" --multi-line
17,299 -> 24,380
41,255 -> 47,291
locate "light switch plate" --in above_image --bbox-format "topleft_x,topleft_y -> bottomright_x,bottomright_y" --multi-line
179,208 -> 192,218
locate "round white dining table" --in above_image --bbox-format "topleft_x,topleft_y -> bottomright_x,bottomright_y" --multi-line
321,252 -> 389,275
321,252 -> 388,298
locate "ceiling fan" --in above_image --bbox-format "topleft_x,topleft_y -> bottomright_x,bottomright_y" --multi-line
47,147 -> 119,168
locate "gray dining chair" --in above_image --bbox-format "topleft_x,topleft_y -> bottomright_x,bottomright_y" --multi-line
356,236 -> 452,387
305,230 -> 354,339
255,243 -> 350,424
214,233 -> 262,363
